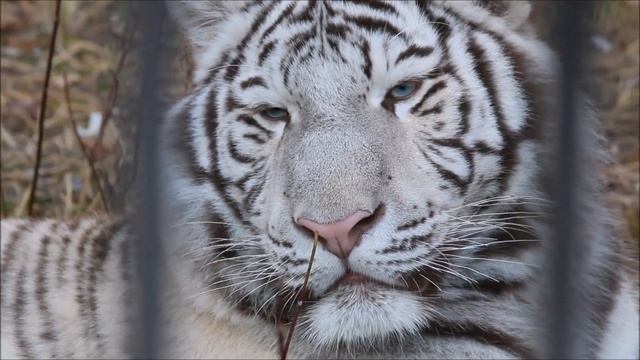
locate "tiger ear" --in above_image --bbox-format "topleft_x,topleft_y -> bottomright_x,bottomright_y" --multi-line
477,0 -> 532,29
167,0 -> 250,50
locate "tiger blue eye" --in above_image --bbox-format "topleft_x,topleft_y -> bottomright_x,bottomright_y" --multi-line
262,107 -> 289,120
389,82 -> 417,99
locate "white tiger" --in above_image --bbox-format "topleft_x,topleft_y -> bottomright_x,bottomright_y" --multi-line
1,1 -> 638,359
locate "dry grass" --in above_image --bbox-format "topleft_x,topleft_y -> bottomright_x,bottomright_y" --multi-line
1,1 -> 638,248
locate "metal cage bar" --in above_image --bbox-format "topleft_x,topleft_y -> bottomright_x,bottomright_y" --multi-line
132,1 -> 169,358
546,1 -> 594,358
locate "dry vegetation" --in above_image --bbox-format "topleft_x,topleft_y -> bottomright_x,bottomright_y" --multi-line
1,1 -> 638,249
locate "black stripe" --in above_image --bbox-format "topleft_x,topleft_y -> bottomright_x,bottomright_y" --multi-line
467,37 -> 518,193
458,96 -> 471,135
174,101 -> 209,183
35,236 -> 58,348
281,52 -> 295,87
474,227 -> 539,259
422,322 -> 534,358
396,217 -> 427,231
419,104 -> 443,117
202,52 -> 230,87
289,0 -> 316,23
380,234 -> 432,254
352,0 -> 400,16
592,260 -> 621,340
343,14 -> 403,38
324,1 -> 337,17
224,2 -> 279,82
268,234 -> 293,248
260,3 -> 296,43
258,41 -> 277,66
420,5 -> 452,46
472,140 -> 498,154
86,222 -> 120,352
416,2 -> 452,47
244,176 -> 266,213
55,236 -> 70,286
288,28 -> 317,55
318,0 -> 326,57
238,115 -> 273,136
205,204 -> 237,260
326,23 -> 349,39
240,1 -> 279,50
14,266 -> 33,358
358,39 -> 372,79
1,222 -> 29,305
432,138 -> 474,183
225,92 -> 244,113
298,43 -> 317,65
326,38 -> 344,61
411,80 -> 447,113
395,45 -> 434,64
240,76 -> 268,89
419,147 -> 469,192
437,5 -> 538,191
423,80 -> 447,101
240,0 -> 264,13
204,86 -> 245,221
227,134 -> 256,164
468,40 -> 505,133
243,133 -> 266,144
223,55 -> 245,82
500,43 -> 544,141
56,225 -> 89,286
234,163 -> 266,191
459,278 -> 526,296
75,226 -> 98,345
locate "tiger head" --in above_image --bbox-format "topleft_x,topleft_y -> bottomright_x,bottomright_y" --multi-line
165,0 -> 553,351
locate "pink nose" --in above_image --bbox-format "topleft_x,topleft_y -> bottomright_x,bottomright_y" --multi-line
297,210 -> 372,258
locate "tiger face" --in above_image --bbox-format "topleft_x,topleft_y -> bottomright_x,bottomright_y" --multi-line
166,0 -> 548,350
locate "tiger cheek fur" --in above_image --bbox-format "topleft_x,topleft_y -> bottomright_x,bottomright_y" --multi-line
1,1 -> 638,359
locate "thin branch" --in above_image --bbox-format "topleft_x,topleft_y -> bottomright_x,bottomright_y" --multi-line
91,22 -> 136,157
279,232 -> 319,360
62,72 -> 111,214
27,0 -> 62,216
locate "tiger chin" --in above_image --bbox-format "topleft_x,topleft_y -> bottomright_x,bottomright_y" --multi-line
1,1 -> 639,359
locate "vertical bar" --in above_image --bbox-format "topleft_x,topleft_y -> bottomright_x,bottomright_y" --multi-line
546,1 -> 593,358
133,1 -> 168,358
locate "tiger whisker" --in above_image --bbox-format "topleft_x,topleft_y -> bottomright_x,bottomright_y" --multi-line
229,272 -> 283,305
446,254 -> 535,267
431,259 -> 500,283
411,258 -> 477,286
441,238 -> 540,252
204,253 -> 271,267
416,273 -> 444,293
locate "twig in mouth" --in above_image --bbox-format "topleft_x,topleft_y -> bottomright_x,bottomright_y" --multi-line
27,0 -> 62,216
279,231 -> 319,360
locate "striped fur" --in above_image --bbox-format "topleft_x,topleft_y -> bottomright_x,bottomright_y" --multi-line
2,1 -> 638,358
1,219 -> 134,358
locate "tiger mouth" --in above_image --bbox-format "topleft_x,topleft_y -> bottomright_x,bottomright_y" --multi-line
320,267 -> 443,299
322,271 -> 408,295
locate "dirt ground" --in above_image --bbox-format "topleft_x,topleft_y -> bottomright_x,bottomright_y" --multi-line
1,1 -> 638,249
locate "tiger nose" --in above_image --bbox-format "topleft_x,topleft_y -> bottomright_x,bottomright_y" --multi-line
297,210 -> 373,258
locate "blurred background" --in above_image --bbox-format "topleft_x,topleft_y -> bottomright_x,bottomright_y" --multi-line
1,1 -> 638,252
